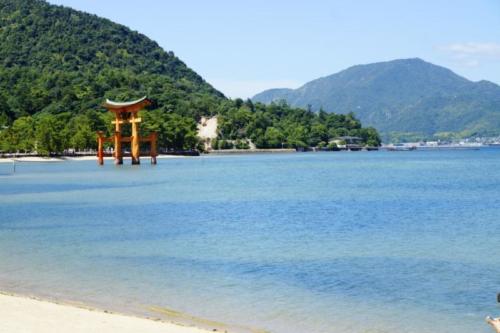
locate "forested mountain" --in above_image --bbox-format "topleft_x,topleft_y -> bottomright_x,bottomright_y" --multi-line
0,0 -> 380,154
253,58 -> 500,140
0,0 -> 223,120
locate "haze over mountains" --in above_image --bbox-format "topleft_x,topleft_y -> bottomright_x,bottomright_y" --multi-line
253,59 -> 500,140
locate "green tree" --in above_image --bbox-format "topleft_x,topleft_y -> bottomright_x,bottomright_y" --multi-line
2,116 -> 36,152
309,124 -> 328,147
286,125 -> 308,148
0,0 -> 383,153
163,114 -> 200,151
359,127 -> 381,146
235,139 -> 250,149
35,114 -> 63,156
71,122 -> 95,150
264,127 -> 284,148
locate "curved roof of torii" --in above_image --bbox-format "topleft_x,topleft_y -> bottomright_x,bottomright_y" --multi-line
103,96 -> 151,112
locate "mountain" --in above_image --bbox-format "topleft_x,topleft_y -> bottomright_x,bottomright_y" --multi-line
0,0 -> 223,124
253,58 -> 500,139
0,0 -> 381,154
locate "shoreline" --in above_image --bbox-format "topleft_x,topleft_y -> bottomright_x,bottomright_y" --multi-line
0,150 -> 297,163
208,148 -> 296,154
0,291 -> 229,333
0,155 -> 187,163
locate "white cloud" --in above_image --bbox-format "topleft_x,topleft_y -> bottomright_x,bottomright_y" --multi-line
461,59 -> 480,68
207,79 -> 302,99
440,42 -> 500,57
438,42 -> 500,68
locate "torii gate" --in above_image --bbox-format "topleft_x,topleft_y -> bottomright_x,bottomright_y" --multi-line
96,96 -> 158,165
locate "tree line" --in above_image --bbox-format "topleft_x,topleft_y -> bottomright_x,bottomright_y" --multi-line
0,0 -> 381,155
0,98 -> 381,156
0,109 -> 201,155
214,99 -> 381,149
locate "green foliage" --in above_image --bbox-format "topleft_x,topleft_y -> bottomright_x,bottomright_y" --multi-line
0,0 -> 381,153
432,131 -> 461,141
211,139 -> 233,150
0,0 -> 222,153
327,142 -> 339,151
384,132 -> 429,143
35,114 -> 64,156
309,124 -> 328,147
253,58 -> 500,139
0,116 -> 35,152
263,127 -> 285,148
140,110 -> 201,151
317,141 -> 326,149
211,138 -> 219,150
355,127 -> 381,146
234,139 -> 249,149
216,100 -> 380,149
65,112 -> 105,150
162,114 -> 200,151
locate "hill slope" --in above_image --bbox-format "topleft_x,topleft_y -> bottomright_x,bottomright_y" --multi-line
0,0 -> 223,123
0,0 -> 381,154
253,58 -> 500,138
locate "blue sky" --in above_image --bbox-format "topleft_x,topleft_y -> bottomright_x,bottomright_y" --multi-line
47,0 -> 500,98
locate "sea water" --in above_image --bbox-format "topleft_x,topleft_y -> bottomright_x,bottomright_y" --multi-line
1,151 -> 500,333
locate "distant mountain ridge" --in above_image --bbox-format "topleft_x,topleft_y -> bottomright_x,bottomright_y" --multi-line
253,58 -> 500,139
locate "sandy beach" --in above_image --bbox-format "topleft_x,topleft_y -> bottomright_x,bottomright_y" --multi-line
0,293 -> 212,333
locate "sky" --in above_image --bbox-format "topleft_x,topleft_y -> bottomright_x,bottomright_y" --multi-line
47,0 -> 500,99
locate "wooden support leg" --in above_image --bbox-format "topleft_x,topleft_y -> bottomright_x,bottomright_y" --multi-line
97,138 -> 104,165
131,135 -> 140,165
114,131 -> 123,165
151,132 -> 157,165
131,119 -> 140,165
97,134 -> 104,165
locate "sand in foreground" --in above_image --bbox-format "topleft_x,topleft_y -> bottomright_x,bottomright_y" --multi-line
0,293 -> 210,333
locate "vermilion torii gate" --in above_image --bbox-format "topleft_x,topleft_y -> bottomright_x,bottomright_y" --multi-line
96,96 -> 158,165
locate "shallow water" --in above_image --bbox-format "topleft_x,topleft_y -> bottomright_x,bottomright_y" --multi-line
1,151 -> 500,333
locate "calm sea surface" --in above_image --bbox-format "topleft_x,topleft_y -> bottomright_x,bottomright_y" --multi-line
1,151 -> 500,333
